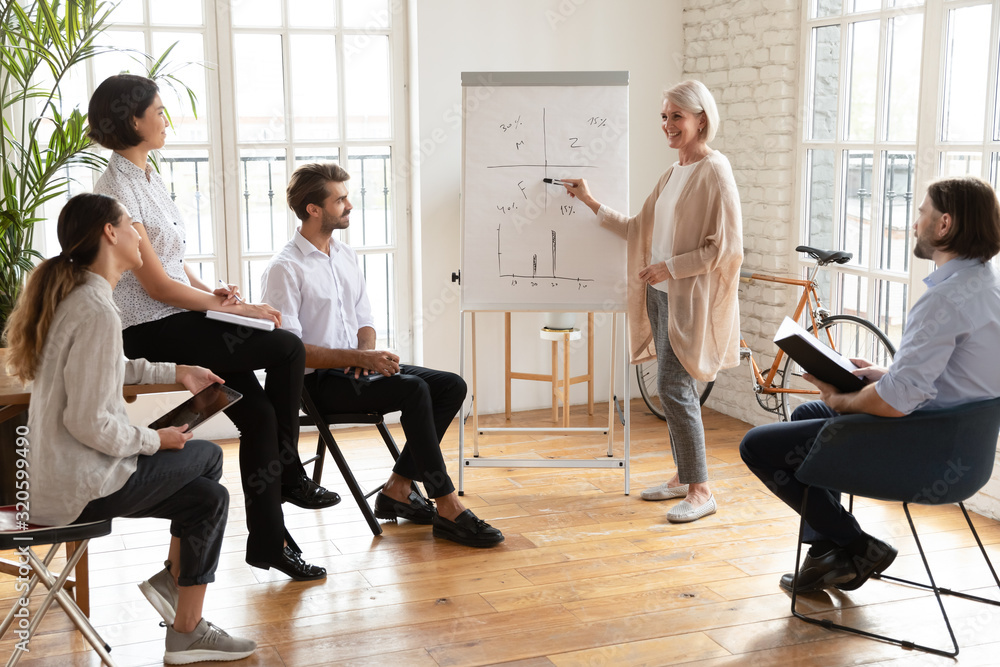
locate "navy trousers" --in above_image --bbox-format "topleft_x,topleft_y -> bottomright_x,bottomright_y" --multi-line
739,401 -> 865,545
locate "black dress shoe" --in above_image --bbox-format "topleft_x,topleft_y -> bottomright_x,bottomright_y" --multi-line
373,491 -> 436,524
432,509 -> 504,548
779,547 -> 856,593
836,536 -> 897,591
247,546 -> 326,581
281,476 -> 341,509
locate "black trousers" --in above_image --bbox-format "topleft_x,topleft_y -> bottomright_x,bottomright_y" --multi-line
75,440 -> 227,586
304,365 -> 466,498
123,311 -> 306,562
739,401 -> 864,546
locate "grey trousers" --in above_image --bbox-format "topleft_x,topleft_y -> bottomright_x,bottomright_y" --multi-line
646,285 -> 709,484
74,439 -> 228,586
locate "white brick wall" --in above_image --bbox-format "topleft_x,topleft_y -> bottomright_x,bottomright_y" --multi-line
683,0 -> 801,428
682,0 -> 1000,521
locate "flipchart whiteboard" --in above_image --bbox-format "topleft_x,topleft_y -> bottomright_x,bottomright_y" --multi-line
460,71 -> 629,312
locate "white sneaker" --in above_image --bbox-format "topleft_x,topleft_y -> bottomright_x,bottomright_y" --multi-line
139,560 -> 178,624
164,618 -> 256,665
666,495 -> 717,523
640,482 -> 689,501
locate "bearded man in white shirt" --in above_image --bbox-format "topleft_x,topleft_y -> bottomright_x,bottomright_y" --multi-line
261,163 -> 503,548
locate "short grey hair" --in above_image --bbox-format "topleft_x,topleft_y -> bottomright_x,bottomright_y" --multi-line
664,80 -> 720,144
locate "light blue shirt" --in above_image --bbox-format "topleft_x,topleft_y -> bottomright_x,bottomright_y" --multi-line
876,258 -> 1000,413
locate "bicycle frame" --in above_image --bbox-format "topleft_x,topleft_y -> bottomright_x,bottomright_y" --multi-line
739,262 -> 833,398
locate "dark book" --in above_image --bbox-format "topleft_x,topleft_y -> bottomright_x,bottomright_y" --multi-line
773,317 -> 866,393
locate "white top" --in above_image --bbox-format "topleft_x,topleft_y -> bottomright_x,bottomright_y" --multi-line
260,229 -> 375,372
27,272 -> 174,526
94,152 -> 190,329
649,160 -> 698,293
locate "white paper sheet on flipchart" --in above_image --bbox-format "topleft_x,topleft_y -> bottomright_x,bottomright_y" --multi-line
461,81 -> 628,311
774,316 -> 859,373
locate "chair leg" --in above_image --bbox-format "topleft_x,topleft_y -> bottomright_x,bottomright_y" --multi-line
374,420 -> 421,498
878,502 -> 1000,606
7,542 -> 115,667
301,391 -> 382,537
310,432 -> 326,484
790,490 -> 961,657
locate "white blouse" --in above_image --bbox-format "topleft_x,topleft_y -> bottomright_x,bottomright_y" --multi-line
649,160 -> 698,293
94,152 -> 190,329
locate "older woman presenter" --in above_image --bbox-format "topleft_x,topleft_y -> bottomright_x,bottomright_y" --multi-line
563,80 -> 743,523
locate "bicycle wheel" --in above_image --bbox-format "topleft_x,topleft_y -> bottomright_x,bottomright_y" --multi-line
636,360 -> 715,421
779,315 -> 896,421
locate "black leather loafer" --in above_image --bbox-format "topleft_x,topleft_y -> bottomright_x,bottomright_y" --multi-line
248,546 -> 326,581
779,547 -> 856,593
281,476 -> 341,509
373,491 -> 436,524
836,536 -> 897,591
432,509 -> 504,548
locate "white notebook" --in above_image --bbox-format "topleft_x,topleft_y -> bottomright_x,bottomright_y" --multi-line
205,309 -> 275,331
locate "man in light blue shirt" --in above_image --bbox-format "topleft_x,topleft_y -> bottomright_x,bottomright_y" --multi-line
740,176 -> 1000,594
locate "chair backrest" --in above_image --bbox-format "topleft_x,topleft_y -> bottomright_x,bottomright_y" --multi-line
796,397 -> 1000,504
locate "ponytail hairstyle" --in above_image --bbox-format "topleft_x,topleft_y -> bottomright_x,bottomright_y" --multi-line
4,193 -> 126,382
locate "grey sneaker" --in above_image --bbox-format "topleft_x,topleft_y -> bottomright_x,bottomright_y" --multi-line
164,618 -> 256,665
139,560 -> 178,624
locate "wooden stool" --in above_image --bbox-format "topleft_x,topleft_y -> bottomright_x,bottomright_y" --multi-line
505,313 -> 594,426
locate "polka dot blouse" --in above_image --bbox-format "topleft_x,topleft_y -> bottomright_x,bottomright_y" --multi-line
94,152 -> 190,329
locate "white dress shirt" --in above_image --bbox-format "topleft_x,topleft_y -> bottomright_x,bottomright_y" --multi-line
28,272 -> 174,526
260,229 -> 375,372
94,152 -> 190,329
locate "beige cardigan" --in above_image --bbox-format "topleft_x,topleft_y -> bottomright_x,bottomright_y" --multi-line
598,151 -> 743,381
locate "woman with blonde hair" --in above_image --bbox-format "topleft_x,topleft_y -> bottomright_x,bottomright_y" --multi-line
4,193 -> 255,663
562,80 -> 743,522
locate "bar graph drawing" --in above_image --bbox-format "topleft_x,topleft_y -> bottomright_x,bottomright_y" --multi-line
497,225 -> 594,283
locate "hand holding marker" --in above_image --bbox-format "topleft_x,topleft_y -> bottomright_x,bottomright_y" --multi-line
543,178 -> 576,187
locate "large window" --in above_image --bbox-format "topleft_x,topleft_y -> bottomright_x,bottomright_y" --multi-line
801,0 -> 924,344
36,0 -> 409,352
800,0 -> 1000,343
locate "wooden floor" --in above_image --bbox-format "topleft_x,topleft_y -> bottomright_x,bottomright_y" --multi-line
3,400 -> 1000,666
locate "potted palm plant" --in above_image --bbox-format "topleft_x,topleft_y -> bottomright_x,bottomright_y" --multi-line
1,0 -> 197,335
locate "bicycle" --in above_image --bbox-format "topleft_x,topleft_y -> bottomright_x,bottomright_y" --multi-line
637,245 -> 896,421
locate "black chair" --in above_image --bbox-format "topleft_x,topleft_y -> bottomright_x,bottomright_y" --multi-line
791,396 -> 1000,657
0,508 -> 114,666
299,386 -> 406,536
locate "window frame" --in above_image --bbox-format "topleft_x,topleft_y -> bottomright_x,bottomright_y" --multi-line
36,0 -> 412,358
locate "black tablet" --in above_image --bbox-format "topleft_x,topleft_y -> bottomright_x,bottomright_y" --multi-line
148,383 -> 243,432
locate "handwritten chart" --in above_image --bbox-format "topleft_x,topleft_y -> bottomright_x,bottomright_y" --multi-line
461,71 -> 629,312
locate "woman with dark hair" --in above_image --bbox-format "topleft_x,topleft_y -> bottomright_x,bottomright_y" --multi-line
4,193 -> 256,663
87,74 -> 332,580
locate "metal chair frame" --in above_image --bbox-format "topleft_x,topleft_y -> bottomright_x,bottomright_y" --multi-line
299,387 -> 405,536
0,512 -> 115,666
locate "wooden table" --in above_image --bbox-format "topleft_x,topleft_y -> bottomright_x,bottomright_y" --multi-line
0,349 -> 183,616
